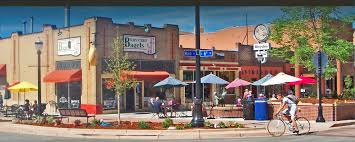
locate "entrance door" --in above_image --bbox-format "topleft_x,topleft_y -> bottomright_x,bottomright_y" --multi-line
125,88 -> 135,112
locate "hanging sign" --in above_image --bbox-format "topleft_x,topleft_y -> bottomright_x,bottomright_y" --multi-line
123,35 -> 156,55
57,37 -> 81,56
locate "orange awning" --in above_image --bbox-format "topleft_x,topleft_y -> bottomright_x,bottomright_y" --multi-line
122,71 -> 170,81
43,69 -> 82,83
0,64 -> 6,76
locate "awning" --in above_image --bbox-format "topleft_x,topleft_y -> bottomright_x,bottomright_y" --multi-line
0,64 -> 6,76
122,71 -> 170,81
43,69 -> 82,83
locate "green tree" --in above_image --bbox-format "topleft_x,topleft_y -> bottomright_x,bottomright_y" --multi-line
269,7 -> 354,79
343,75 -> 355,99
105,34 -> 135,121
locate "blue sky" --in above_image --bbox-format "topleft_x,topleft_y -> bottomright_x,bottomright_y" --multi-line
0,6 -> 354,38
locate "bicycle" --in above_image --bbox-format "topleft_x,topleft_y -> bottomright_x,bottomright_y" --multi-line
267,114 -> 310,137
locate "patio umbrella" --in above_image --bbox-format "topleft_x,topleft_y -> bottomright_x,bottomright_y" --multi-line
225,78 -> 251,89
193,73 -> 229,102
287,76 -> 317,85
153,76 -> 188,88
261,72 -> 301,86
7,81 -> 38,104
251,74 -> 273,86
194,73 -> 229,84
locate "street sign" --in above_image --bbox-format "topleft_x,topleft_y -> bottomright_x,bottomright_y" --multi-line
255,50 -> 268,58
313,51 -> 328,74
199,50 -> 213,57
253,43 -> 270,50
184,50 -> 196,57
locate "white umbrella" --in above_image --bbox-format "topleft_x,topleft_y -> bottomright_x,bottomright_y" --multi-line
261,72 -> 301,86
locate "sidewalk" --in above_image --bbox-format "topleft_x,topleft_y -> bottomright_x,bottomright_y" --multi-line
0,112 -> 354,140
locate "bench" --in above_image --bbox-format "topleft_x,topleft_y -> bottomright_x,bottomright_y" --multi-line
58,108 -> 95,124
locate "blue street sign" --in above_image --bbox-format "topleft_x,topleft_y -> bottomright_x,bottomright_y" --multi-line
184,50 -> 196,57
200,50 -> 213,57
313,51 -> 328,74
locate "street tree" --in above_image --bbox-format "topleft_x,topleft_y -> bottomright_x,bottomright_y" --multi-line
269,7 -> 354,97
105,34 -> 136,122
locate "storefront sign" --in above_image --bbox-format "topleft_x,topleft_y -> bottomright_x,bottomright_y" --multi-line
57,37 -> 81,56
56,60 -> 81,70
123,35 -> 155,55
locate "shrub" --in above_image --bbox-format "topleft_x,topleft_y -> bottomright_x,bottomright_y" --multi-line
34,116 -> 47,124
176,125 -> 185,130
204,121 -> 213,127
74,119 -> 81,126
217,122 -> 226,128
138,121 -> 150,129
184,122 -> 193,128
47,117 -> 55,124
90,119 -> 101,126
235,123 -> 244,128
162,118 -> 173,128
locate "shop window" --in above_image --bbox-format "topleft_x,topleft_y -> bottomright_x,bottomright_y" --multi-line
185,83 -> 194,103
56,81 -> 82,109
102,79 -> 116,110
183,70 -> 194,81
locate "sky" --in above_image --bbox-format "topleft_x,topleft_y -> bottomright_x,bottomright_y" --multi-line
0,6 -> 354,38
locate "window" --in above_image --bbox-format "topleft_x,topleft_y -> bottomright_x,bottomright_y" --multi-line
56,81 -> 82,109
183,70 -> 194,81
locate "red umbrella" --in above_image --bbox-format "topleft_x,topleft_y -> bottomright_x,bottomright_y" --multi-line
287,76 -> 316,85
225,78 -> 251,89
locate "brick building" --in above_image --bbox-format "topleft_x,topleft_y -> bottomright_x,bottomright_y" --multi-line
0,17 -> 179,114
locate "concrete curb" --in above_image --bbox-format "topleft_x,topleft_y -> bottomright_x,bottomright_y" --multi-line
0,122 -> 270,140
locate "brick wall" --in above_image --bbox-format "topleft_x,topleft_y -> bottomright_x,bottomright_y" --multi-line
268,102 -> 355,121
206,106 -> 243,118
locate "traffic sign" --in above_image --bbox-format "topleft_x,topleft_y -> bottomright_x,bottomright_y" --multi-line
255,50 -> 268,58
313,51 -> 328,74
199,50 -> 213,57
184,50 -> 196,57
253,43 -> 270,50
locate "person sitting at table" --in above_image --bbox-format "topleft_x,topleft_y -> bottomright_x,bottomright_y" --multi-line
235,97 -> 242,107
168,97 -> 178,117
23,99 -> 32,119
32,100 -> 38,116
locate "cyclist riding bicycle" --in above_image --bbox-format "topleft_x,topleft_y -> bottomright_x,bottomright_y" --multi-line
275,89 -> 299,134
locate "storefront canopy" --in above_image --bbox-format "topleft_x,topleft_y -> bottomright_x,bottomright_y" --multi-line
123,71 -> 170,81
0,64 -> 6,76
43,69 -> 82,83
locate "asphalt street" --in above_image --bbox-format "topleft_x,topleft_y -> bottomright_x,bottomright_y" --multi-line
0,130 -> 354,142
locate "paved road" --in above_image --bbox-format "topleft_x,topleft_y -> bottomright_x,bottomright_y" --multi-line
0,131 -> 354,142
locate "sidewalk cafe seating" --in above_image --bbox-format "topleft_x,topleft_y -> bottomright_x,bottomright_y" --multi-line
58,108 -> 95,125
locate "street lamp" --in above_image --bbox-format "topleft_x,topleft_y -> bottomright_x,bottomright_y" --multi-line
256,54 -> 263,94
35,39 -> 43,116
191,0 -> 204,127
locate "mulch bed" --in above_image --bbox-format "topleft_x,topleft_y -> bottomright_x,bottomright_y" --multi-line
20,121 -> 244,130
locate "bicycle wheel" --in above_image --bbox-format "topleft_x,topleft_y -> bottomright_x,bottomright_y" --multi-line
295,117 -> 310,134
267,119 -> 286,137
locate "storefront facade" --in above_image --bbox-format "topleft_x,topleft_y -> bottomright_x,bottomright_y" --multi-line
0,17 -> 179,114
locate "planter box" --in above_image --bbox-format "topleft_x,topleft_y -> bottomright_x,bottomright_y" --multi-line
205,107 -> 243,118
268,102 -> 355,121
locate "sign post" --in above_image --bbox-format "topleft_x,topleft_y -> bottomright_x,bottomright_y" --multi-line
313,51 -> 327,123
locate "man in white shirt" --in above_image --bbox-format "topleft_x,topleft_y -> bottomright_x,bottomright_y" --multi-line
275,90 -> 299,134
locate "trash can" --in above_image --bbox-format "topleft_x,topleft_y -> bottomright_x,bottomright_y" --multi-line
242,98 -> 255,120
254,98 -> 268,120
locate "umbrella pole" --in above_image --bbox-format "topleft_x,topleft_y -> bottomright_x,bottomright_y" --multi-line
68,82 -> 71,109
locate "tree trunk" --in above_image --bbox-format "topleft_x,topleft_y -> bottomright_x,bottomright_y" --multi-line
336,59 -> 342,96
116,91 -> 121,122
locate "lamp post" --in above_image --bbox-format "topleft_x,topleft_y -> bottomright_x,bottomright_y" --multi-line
35,39 -> 43,116
256,54 -> 263,94
191,0 -> 204,127
316,50 -> 325,122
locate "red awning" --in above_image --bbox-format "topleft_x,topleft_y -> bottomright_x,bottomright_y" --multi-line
0,64 -> 6,76
43,69 -> 82,83
122,71 -> 170,81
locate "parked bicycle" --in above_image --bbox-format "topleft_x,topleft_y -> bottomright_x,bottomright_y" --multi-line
267,114 -> 310,137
